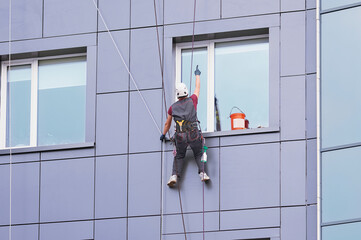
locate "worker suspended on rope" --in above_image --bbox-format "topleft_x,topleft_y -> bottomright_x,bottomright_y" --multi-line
160,65 -> 210,187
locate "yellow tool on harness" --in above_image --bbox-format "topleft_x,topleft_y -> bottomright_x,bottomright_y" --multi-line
176,120 -> 185,132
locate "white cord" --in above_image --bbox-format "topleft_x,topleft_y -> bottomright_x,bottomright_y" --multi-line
91,0 -> 162,135
8,0 -> 12,239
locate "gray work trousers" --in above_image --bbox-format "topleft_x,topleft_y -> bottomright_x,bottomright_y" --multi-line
172,128 -> 205,177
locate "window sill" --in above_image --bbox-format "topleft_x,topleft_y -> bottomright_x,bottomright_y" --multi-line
0,142 -> 95,155
202,126 -> 279,138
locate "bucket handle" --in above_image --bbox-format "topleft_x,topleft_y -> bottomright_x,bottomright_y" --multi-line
229,106 -> 244,117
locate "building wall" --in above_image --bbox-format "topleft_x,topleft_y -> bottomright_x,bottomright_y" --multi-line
0,0 -> 317,239
320,1 -> 361,239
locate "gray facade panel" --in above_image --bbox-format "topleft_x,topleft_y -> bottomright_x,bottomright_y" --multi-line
128,152 -> 161,216
0,225 -> 38,240
98,0 -> 130,31
95,218 -> 127,240
40,147 -> 95,161
281,141 -> 306,206
280,76 -> 306,140
306,10 -> 317,74
281,0 -> 306,11
220,208 -> 280,230
281,206 -> 307,240
0,152 -> 40,164
96,92 -> 129,156
40,221 -> 93,240
131,0 -> 163,28
220,143 -> 280,210
307,205 -> 317,240
222,0 -> 280,18
129,90 -> 162,153
40,158 -> 94,222
163,212 -> 219,234
164,148 -> 219,214
0,0 -> 43,42
95,155 -> 128,218
97,30 -> 130,93
307,139 -> 317,204
164,0 -> 220,24
128,216 -> 160,239
43,0 -> 97,37
281,12 -> 306,77
306,74 -> 317,139
130,27 -> 163,91
0,163 -> 39,225
220,132 -> 279,147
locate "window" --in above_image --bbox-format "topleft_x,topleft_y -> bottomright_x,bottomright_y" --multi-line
176,35 -> 269,132
0,54 -> 87,149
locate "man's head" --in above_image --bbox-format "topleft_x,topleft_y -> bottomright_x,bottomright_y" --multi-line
176,82 -> 188,98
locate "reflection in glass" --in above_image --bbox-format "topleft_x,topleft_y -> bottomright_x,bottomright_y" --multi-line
6,65 -> 32,147
181,48 -> 208,131
322,221 -> 361,240
321,0 -> 361,11
322,147 -> 361,223
321,6 -> 361,148
215,39 -> 269,130
38,56 -> 86,146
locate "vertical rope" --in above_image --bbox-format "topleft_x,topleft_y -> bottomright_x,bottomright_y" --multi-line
189,0 -> 197,94
8,0 -> 12,239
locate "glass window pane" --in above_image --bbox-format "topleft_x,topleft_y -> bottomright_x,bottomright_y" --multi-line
6,65 -> 32,147
322,222 -> 361,240
38,56 -> 86,146
322,147 -> 361,223
321,6 -> 361,148
322,0 -> 361,11
214,39 -> 269,131
181,48 -> 208,131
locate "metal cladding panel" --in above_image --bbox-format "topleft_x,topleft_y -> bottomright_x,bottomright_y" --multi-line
307,205 -> 317,240
222,0 -> 280,18
163,148 -> 220,214
163,212 -> 219,234
95,218 -> 127,240
0,163 -> 39,225
164,0 -> 220,25
220,208 -> 280,230
0,0 -> 42,42
307,0 -> 316,9
97,30 -> 130,93
40,158 -> 94,222
280,76 -> 306,140
95,155 -> 128,218
306,74 -> 317,139
281,206 -> 306,240
96,92 -> 129,156
220,143 -> 280,210
281,12 -> 306,77
281,0 -> 306,12
41,148 -> 95,161
40,221 -> 93,240
0,153 -> 40,164
307,139 -> 317,204
306,10 -> 317,74
130,27 -> 163,91
281,141 -> 306,206
131,0 -> 163,28
128,152 -> 161,216
43,0 -> 97,37
129,89 -> 162,153
98,0 -> 130,31
128,216 -> 160,240
0,225 -> 38,240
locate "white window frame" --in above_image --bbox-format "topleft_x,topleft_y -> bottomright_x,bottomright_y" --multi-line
0,53 -> 86,149
175,34 -> 269,133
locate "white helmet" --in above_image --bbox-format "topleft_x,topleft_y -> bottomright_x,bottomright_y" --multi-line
176,82 -> 188,98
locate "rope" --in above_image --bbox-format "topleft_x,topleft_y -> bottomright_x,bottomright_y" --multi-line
8,0 -> 13,239
91,0 -> 162,135
189,0 -> 197,94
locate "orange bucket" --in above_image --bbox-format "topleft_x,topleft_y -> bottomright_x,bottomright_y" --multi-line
230,107 -> 246,130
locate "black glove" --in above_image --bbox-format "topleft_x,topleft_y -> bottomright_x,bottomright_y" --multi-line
160,134 -> 166,141
194,65 -> 201,76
